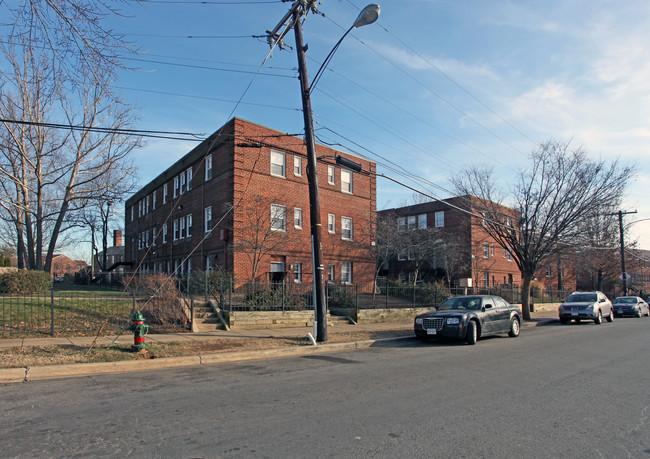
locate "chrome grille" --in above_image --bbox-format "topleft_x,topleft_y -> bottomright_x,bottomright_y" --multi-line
422,317 -> 444,331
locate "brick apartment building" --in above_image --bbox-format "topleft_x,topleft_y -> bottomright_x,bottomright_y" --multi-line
124,117 -> 376,288
379,196 -> 522,288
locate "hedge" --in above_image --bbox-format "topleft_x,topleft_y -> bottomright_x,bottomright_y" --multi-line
0,270 -> 52,294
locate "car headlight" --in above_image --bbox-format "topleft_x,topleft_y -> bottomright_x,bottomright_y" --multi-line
415,318 -> 423,325
446,317 -> 460,325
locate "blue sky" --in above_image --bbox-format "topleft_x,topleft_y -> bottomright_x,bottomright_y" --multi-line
101,0 -> 650,250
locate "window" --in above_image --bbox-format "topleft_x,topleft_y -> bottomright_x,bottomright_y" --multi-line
341,169 -> 352,193
397,251 -> 406,261
328,214 -> 335,233
179,217 -> 186,239
418,214 -> 427,229
163,183 -> 168,204
507,249 -> 512,261
204,207 -> 212,233
434,211 -> 444,228
328,165 -> 335,185
186,167 -> 193,191
503,247 -> 507,258
270,150 -> 285,177
546,266 -> 551,277
408,248 -> 415,260
205,154 -> 213,180
186,214 -> 192,238
294,262 -> 302,283
271,204 -> 287,232
294,208 -> 302,229
490,244 -> 494,257
397,217 -> 406,232
341,217 -> 353,240
173,220 -> 179,241
407,215 -> 416,230
483,272 -> 490,287
152,192 -> 156,210
145,195 -> 150,214
162,223 -> 168,243
483,242 -> 489,258
341,261 -> 352,284
294,156 -> 302,176
180,172 -> 187,194
270,261 -> 285,273
173,177 -> 179,198
328,264 -> 335,282
130,206 -> 134,222
138,200 -> 142,217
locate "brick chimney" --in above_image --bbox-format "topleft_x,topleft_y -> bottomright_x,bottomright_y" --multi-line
113,230 -> 123,247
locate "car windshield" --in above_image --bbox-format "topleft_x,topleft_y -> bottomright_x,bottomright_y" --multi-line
566,293 -> 597,303
438,297 -> 482,310
614,297 -> 636,304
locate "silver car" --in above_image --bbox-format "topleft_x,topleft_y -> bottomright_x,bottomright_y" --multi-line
558,291 -> 614,325
612,296 -> 650,318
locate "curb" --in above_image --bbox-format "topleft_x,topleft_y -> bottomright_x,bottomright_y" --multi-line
0,336 -> 412,384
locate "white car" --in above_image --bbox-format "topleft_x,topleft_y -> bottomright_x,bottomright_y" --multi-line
612,296 -> 650,318
558,291 -> 614,325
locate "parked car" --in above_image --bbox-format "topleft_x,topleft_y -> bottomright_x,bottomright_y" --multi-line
414,295 -> 522,345
612,296 -> 649,318
558,291 -> 614,325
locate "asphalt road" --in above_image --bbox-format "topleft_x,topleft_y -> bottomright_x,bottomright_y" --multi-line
2,318 -> 650,458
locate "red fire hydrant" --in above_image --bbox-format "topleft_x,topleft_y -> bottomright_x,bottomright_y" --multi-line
128,311 -> 149,352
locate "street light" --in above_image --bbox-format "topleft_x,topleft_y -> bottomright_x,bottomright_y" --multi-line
290,3 -> 380,342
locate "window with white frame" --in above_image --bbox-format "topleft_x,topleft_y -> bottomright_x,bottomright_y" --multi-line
483,272 -> 489,287
130,206 -> 133,222
186,214 -> 192,238
138,200 -> 142,217
173,177 -> 179,198
434,211 -> 444,227
152,192 -> 156,210
341,217 -> 353,240
407,215 -> 416,230
397,217 -> 406,232
270,204 -> 287,232
186,167 -> 193,191
341,169 -> 352,193
328,264 -> 335,282
418,214 -> 427,229
180,218 -> 186,239
162,223 -> 168,243
503,247 -> 507,258
204,206 -> 212,233
546,266 -> 551,277
397,250 -> 406,261
145,195 -> 150,214
328,165 -> 335,185
294,156 -> 302,176
507,249 -> 512,261
163,183 -> 168,204
294,262 -> 302,283
270,150 -> 285,177
328,213 -> 335,233
294,208 -> 302,229
490,243 -> 494,257
483,242 -> 489,258
341,261 -> 352,283
180,172 -> 187,194
173,220 -> 179,241
408,248 -> 415,260
205,154 -> 213,180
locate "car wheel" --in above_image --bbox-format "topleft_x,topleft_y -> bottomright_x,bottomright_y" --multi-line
607,310 -> 614,322
466,320 -> 477,345
575,319 -> 581,323
637,310 -> 642,318
594,310 -> 602,325
508,317 -> 520,337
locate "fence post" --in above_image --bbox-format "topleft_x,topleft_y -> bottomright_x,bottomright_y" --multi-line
229,277 -> 233,315
50,288 -> 55,336
132,290 -> 136,314
190,294 -> 194,331
282,279 -> 286,312
205,270 -> 208,304
412,283 -> 416,307
356,284 -> 359,315
386,284 -> 389,308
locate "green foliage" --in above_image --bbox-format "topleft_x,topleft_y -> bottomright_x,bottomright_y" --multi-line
0,270 -> 52,294
0,255 -> 11,267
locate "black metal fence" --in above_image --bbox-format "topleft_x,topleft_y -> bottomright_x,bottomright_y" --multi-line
0,287 -> 191,338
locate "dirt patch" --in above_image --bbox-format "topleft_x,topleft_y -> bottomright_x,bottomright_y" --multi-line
0,329 -> 414,368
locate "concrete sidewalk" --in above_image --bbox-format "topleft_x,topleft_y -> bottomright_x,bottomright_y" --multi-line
0,312 -> 558,384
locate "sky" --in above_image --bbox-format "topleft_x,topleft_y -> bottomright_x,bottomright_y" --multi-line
71,0 -> 650,255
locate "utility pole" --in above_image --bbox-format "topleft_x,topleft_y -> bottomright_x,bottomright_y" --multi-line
616,210 -> 637,295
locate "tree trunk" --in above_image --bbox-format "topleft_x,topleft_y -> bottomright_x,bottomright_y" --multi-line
597,268 -> 603,291
520,274 -> 533,321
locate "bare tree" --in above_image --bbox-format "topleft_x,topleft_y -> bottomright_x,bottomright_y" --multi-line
452,140 -> 634,320
0,41 -> 140,273
229,196 -> 291,282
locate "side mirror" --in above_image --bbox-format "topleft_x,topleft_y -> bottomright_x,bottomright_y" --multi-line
484,303 -> 493,309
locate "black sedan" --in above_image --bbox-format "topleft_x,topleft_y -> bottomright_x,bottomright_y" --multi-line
414,295 -> 522,345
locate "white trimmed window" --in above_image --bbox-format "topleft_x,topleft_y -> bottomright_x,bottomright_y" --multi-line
397,217 -> 406,232
328,165 -> 335,185
163,183 -> 168,204
205,154 -> 213,180
294,262 -> 302,283
271,204 -> 287,232
270,150 -> 285,177
341,261 -> 352,284
179,217 -> 186,239
152,192 -> 156,210
418,214 -> 427,229
434,211 -> 444,227
180,172 -> 187,194
186,214 -> 192,238
204,206 -> 212,233
186,167 -> 193,191
173,220 -> 179,241
407,215 -> 416,231
328,264 -> 335,282
294,156 -> 302,176
483,242 -> 489,258
294,208 -> 303,229
162,223 -> 168,243
490,244 -> 494,257
341,169 -> 352,194
173,177 -> 179,198
341,217 -> 353,240
328,214 -> 335,233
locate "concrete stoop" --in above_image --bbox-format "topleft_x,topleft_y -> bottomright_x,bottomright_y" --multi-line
192,303 -> 227,332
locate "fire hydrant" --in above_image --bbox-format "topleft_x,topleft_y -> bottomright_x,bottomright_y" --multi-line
128,311 -> 149,352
